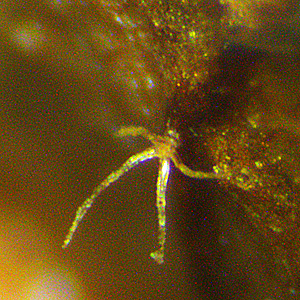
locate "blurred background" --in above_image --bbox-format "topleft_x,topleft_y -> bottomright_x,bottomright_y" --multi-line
0,0 -> 300,299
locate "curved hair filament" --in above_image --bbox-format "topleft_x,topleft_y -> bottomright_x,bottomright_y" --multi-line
63,126 -> 224,264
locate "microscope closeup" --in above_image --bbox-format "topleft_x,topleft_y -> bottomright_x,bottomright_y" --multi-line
0,1 -> 300,299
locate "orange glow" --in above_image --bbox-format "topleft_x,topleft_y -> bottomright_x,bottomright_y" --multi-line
0,211 -> 86,300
